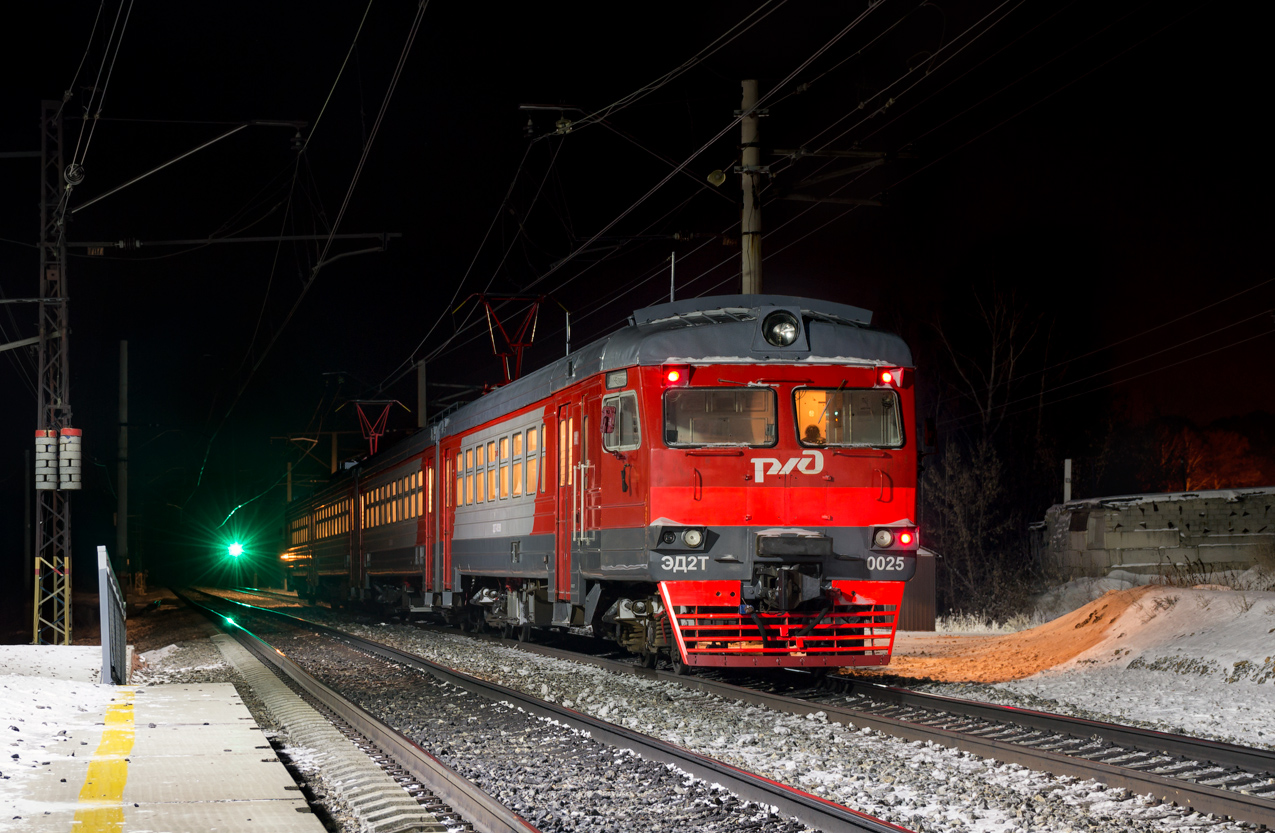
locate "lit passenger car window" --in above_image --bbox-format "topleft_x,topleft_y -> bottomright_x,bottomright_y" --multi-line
663,387 -> 777,447
794,389 -> 903,448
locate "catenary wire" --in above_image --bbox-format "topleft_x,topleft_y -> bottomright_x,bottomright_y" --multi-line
301,0 -> 376,155
184,0 -> 429,507
375,141 -> 537,390
517,0 -> 890,297
399,2 -> 900,372
562,0 -> 788,135
54,1 -> 107,121
939,326 -> 1275,431
74,0 -> 136,168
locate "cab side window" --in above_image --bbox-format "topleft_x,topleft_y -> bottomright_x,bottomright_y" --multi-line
602,391 -> 641,452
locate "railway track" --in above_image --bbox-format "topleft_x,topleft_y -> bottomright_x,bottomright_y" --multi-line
200,587 -> 913,833
220,585 -> 1275,829
181,588 -> 538,833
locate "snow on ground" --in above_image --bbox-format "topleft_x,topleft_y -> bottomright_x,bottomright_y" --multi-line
0,670 -> 115,826
915,582 -> 1275,750
998,584 -> 1275,749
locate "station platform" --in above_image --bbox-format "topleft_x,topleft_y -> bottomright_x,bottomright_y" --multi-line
0,647 -> 324,832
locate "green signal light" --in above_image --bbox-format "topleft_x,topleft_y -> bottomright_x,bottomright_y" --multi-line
228,542 -> 244,557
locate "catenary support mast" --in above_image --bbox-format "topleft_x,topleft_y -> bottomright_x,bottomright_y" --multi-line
34,100 -> 73,645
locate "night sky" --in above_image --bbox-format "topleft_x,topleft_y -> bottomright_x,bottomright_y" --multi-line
1,1 -> 1269,619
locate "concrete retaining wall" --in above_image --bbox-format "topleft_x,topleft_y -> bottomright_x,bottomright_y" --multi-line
1032,487 -> 1275,578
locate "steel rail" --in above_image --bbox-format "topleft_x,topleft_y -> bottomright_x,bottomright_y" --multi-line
202,589 -> 914,833
475,633 -> 1275,828
493,634 -> 1275,828
178,589 -> 540,833
220,587 -> 1275,828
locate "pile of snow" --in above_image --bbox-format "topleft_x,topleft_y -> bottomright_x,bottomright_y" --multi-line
994,584 -> 1275,748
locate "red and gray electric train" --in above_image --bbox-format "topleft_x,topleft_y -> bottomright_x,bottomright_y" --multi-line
280,295 -> 919,670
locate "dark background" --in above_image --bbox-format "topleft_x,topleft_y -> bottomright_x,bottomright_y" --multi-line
1,1 -> 1270,632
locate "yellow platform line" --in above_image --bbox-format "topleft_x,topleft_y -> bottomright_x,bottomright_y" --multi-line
72,688 -> 137,832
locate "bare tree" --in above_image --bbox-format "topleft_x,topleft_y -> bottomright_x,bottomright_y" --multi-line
934,287 -> 1040,441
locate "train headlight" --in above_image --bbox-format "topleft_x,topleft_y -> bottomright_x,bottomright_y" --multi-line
761,311 -> 800,347
682,529 -> 704,548
873,529 -> 894,548
661,531 -> 677,545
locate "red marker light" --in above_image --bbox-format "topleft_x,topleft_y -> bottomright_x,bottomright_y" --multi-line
880,370 -> 894,385
899,531 -> 914,546
666,369 -> 681,383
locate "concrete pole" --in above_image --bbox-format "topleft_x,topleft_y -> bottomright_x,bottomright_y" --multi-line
1063,458 -> 1072,503
416,360 -> 427,428
669,251 -> 676,302
741,79 -> 762,294
117,340 -> 129,583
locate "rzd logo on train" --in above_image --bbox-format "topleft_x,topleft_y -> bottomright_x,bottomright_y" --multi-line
751,450 -> 824,483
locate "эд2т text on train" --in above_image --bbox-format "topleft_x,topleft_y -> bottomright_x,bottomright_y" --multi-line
281,295 -> 920,671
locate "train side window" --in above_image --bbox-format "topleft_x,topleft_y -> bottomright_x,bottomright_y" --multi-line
499,436 -> 510,499
568,417 -> 575,485
475,466 -> 485,502
602,391 -> 641,451
527,427 -> 539,494
467,448 -> 474,470
487,466 -> 496,502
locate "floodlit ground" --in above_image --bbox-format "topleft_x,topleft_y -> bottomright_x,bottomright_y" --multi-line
868,572 -> 1275,750
3,575 -> 1274,831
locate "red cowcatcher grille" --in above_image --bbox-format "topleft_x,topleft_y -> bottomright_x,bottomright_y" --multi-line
657,580 -> 903,668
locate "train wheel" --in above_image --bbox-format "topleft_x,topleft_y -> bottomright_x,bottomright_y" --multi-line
671,655 -> 691,676
501,623 -> 513,639
640,651 -> 658,669
516,622 -> 533,643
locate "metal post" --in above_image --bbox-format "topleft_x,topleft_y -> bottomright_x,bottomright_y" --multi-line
34,100 -> 74,645
330,432 -> 338,474
23,449 -> 31,599
117,340 -> 128,584
669,251 -> 676,302
740,79 -> 762,295
417,360 -> 427,428
1064,458 -> 1072,503
286,461 -> 293,502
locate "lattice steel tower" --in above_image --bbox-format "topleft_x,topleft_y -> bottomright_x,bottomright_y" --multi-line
33,100 -> 74,645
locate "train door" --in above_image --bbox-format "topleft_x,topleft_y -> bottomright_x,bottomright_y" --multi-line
579,394 -> 602,601
422,457 -> 435,591
554,400 -> 578,602
441,447 -> 457,590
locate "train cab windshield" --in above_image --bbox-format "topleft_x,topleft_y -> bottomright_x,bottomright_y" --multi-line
794,388 -> 903,448
664,387 -> 777,447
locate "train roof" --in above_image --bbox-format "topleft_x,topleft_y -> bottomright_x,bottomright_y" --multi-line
434,295 -> 911,441
298,296 -> 913,493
